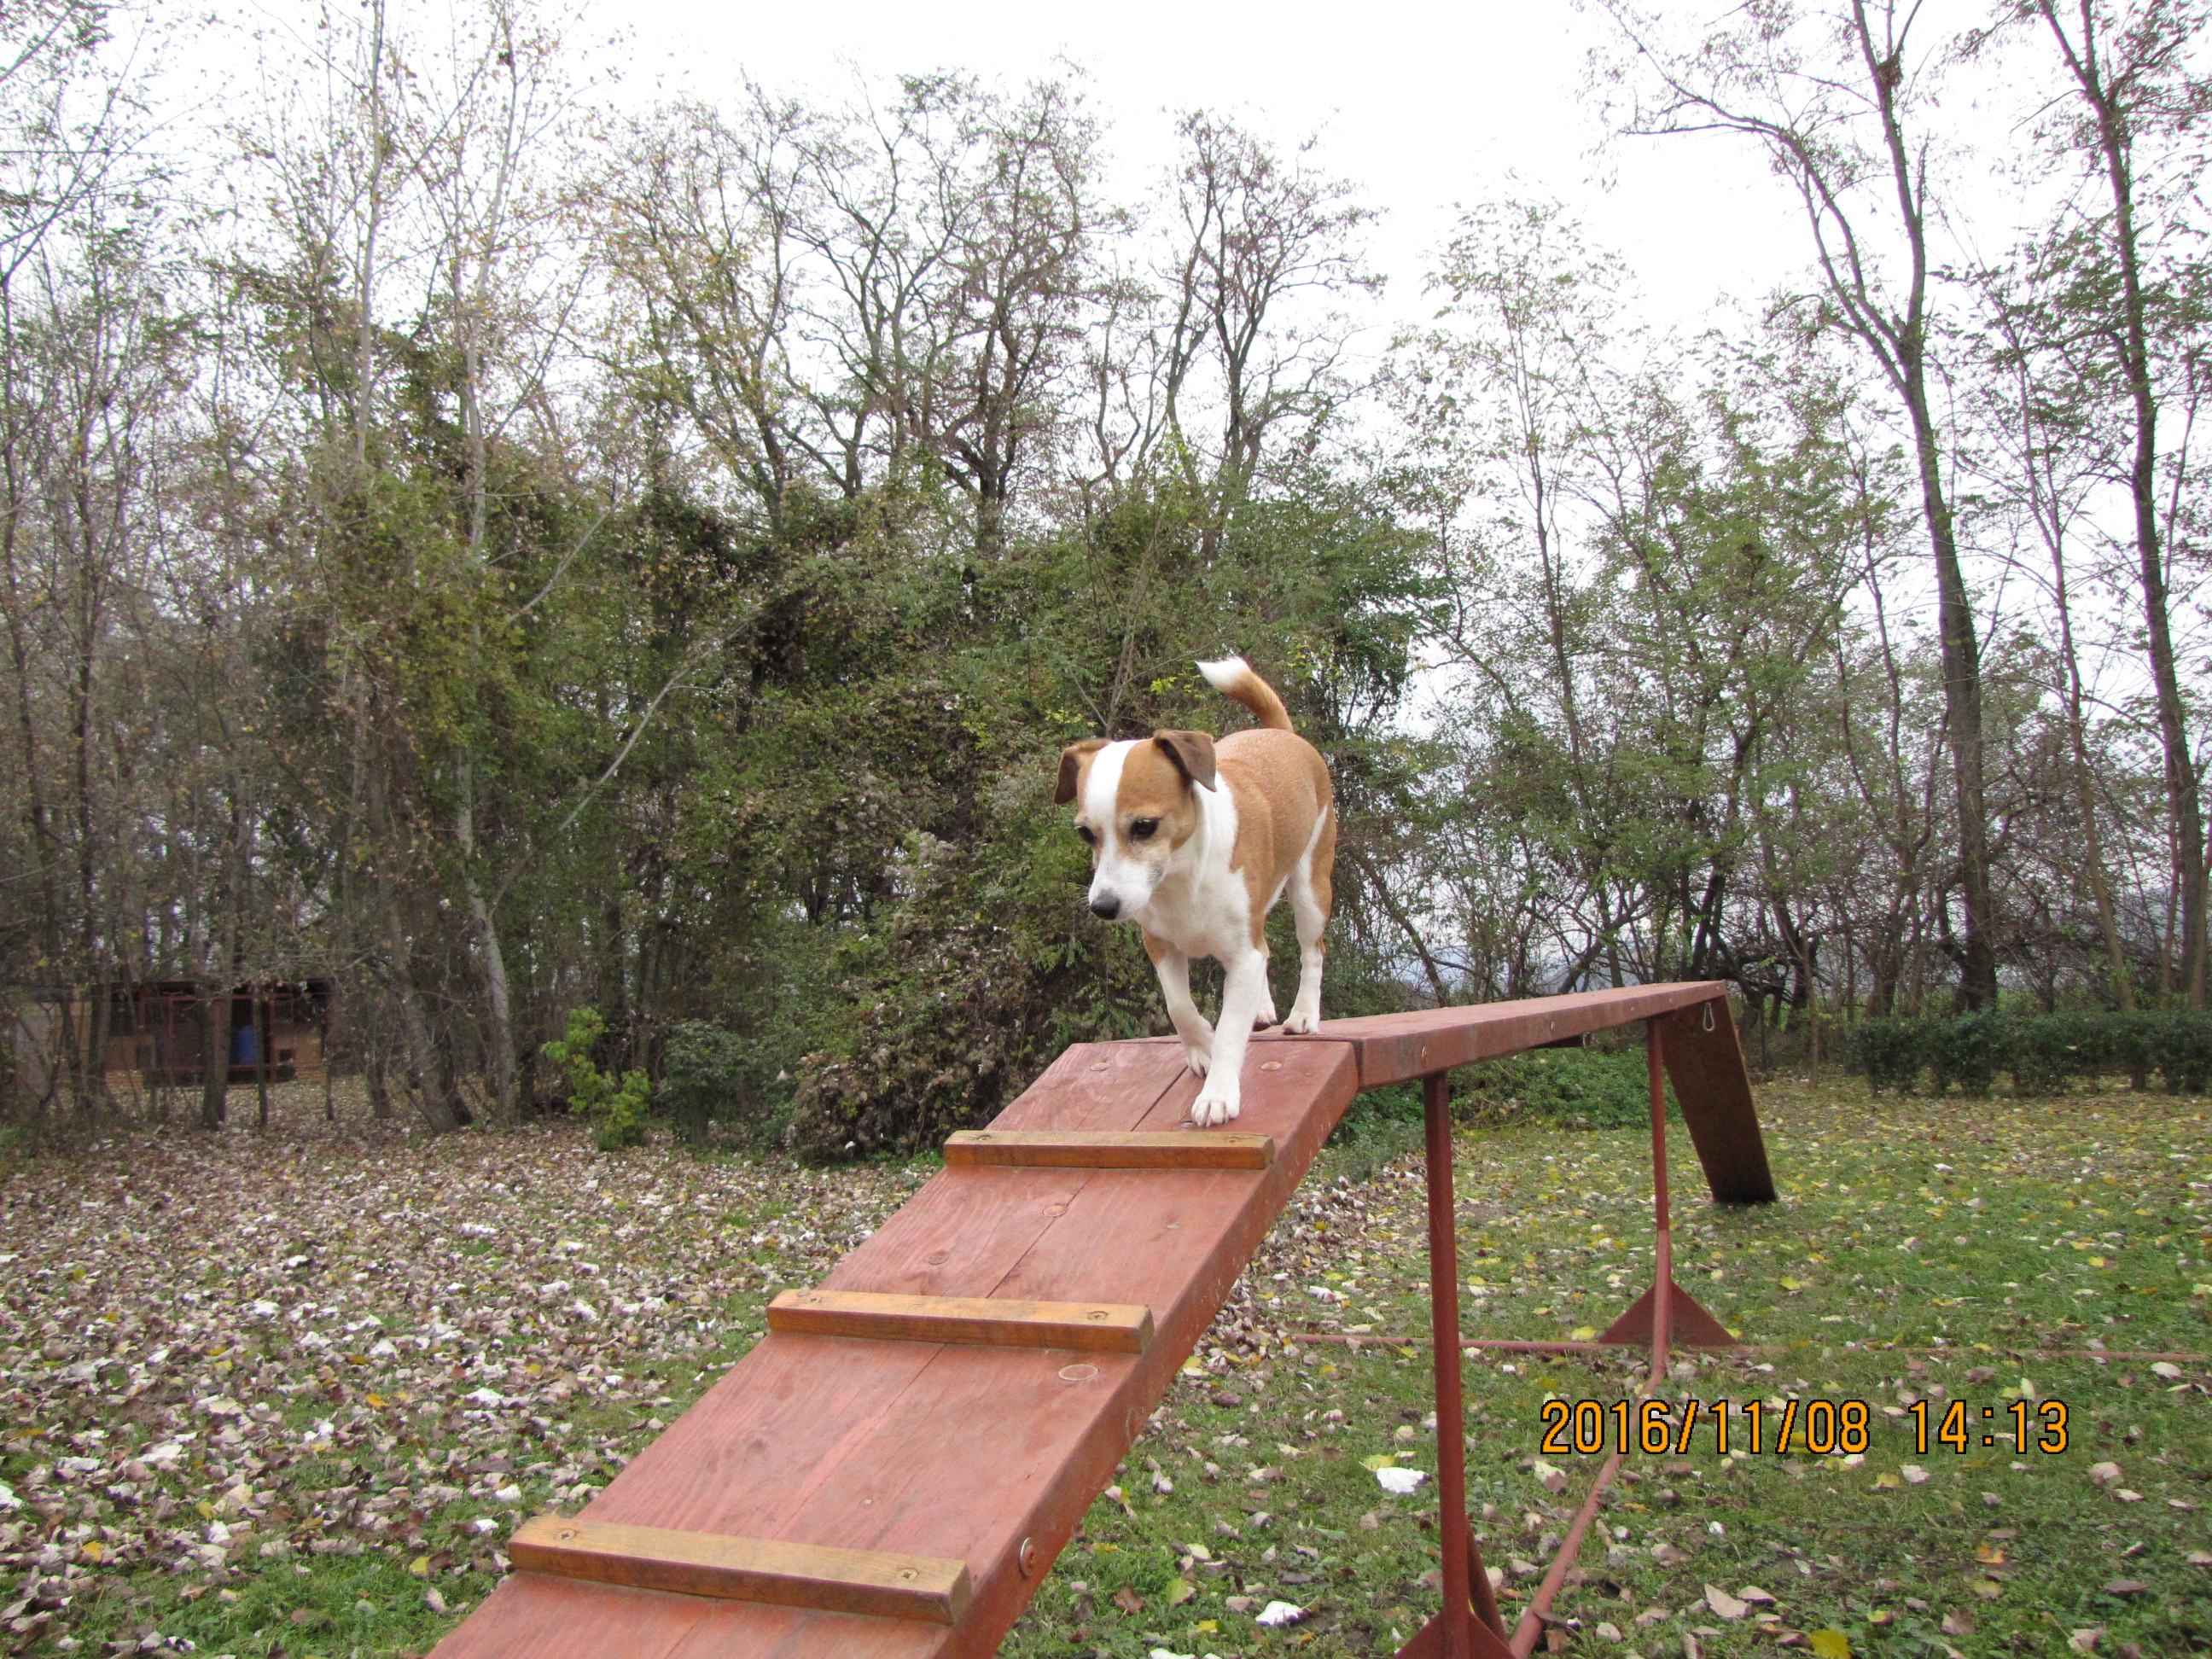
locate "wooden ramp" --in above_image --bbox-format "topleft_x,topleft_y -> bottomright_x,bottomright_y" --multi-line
430,984 -> 1772,1659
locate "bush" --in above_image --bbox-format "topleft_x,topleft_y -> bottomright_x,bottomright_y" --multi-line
1846,1009 -> 2212,1097
656,1022 -> 757,1148
1458,1045 -> 1672,1131
542,1007 -> 651,1150
1927,1010 -> 2009,1098
1848,1019 -> 1925,1096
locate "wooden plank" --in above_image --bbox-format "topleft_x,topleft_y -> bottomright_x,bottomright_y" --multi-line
428,1039 -> 1360,1659
765,1289 -> 1155,1353
1314,981 -> 1733,1088
943,1129 -> 1275,1170
509,1516 -> 971,1624
428,987 -> 1768,1659
1656,998 -> 1778,1204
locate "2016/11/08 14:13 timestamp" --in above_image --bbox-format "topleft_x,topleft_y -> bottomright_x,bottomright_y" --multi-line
1536,1397 -> 2070,1458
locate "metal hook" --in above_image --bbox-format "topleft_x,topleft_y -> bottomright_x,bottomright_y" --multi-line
1703,1002 -> 1716,1032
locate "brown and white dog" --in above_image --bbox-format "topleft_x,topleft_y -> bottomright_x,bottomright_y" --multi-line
1055,657 -> 1336,1126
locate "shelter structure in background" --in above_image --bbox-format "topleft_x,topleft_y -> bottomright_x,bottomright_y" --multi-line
101,981 -> 335,1087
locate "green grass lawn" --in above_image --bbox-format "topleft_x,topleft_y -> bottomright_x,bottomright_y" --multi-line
1,1078 -> 2205,1658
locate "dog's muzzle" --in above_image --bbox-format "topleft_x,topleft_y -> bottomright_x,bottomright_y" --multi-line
1088,894 -> 1121,920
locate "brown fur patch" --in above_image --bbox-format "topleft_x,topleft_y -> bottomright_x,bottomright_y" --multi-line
1054,738 -> 1108,806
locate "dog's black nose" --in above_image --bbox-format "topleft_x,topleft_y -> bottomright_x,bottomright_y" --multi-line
1089,895 -> 1121,920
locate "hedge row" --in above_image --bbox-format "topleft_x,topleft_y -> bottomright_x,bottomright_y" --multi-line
1846,1010 -> 2212,1097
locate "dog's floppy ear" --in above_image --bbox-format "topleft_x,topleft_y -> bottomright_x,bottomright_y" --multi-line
1151,730 -> 1217,792
1055,738 -> 1109,806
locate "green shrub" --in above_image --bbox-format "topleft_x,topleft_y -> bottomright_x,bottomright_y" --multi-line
1458,1045 -> 1673,1130
541,1007 -> 651,1150
1848,1019 -> 1926,1095
657,1021 -> 756,1147
1927,1010 -> 2008,1097
1846,1009 -> 2212,1097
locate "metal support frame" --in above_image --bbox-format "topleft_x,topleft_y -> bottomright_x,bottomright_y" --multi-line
1399,1017 -> 1734,1658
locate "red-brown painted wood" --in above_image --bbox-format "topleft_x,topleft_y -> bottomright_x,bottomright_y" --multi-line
428,987 -> 1769,1659
1312,981 -> 1732,1089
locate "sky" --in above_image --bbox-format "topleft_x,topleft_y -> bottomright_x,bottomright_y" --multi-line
562,0 -> 1823,341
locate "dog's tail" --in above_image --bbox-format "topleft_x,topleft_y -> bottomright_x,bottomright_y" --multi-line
1197,655 -> 1294,731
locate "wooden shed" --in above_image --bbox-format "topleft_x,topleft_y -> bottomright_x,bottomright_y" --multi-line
104,980 -> 334,1087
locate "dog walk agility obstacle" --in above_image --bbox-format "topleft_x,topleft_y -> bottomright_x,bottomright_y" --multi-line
428,982 -> 1776,1659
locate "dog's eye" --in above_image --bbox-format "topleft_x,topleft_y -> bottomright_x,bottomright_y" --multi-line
1129,818 -> 1160,841
1075,824 -> 1097,845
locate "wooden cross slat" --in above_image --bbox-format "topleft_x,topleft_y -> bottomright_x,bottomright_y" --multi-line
943,1128 -> 1275,1169
765,1288 -> 1155,1353
509,1516 -> 971,1624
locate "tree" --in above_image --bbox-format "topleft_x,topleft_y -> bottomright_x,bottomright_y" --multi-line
1597,0 -> 2005,1007
2008,0 -> 2210,1005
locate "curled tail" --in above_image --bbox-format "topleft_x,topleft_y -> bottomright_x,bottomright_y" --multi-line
1197,655 -> 1294,732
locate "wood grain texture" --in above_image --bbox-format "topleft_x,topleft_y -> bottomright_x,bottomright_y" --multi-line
765,1289 -> 1155,1353
509,1516 -> 971,1622
428,985 -> 1770,1659
942,1129 -> 1274,1170
1655,998 -> 1777,1204
1311,981 -> 1735,1088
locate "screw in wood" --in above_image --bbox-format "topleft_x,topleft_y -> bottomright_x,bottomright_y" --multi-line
1260,1061 -> 1282,1071
1086,1309 -> 1108,1320
897,1569 -> 917,1580
1058,1364 -> 1097,1382
1018,1536 -> 1039,1576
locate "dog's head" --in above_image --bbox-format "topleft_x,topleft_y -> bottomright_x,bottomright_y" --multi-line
1054,731 -> 1216,921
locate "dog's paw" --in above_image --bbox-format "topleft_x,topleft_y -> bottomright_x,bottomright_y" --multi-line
1190,1087 -> 1241,1127
1181,1043 -> 1213,1078
1280,1010 -> 1318,1035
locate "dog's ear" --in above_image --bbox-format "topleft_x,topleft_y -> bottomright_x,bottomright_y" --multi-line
1151,730 -> 1217,792
1055,739 -> 1109,806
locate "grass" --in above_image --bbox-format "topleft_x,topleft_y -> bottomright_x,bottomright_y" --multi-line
1,1078 -> 2206,1658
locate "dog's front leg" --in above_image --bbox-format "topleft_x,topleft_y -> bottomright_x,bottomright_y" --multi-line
1191,948 -> 1269,1126
1144,931 -> 1214,1077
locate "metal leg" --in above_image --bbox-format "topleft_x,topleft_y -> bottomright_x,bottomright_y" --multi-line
1420,1071 -> 1510,1652
1648,1020 -> 1672,1373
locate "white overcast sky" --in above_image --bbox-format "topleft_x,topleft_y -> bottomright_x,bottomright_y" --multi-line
570,0 -> 1819,336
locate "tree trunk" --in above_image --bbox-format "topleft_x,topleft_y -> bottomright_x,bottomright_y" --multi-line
197,980 -> 230,1131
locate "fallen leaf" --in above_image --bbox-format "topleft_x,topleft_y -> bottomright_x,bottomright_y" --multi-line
1164,1577 -> 1196,1605
1901,1464 -> 1930,1485
2102,1580 -> 2145,1596
1112,1586 -> 1144,1616
1941,1612 -> 1975,1637
1704,1585 -> 1748,1620
1807,1630 -> 1852,1659
2069,1629 -> 2103,1654
1255,1600 -> 1304,1627
2087,1461 -> 2123,1487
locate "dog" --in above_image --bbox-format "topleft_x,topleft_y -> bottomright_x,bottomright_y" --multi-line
1055,657 -> 1336,1126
